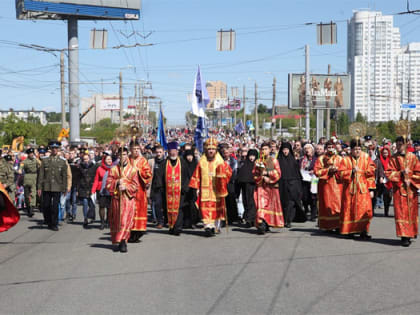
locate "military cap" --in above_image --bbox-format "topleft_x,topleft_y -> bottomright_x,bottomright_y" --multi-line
26,148 -> 35,154
38,148 -> 47,154
4,155 -> 13,162
48,140 -> 61,149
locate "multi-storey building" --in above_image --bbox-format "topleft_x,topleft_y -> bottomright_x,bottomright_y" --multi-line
348,10 -> 401,122
0,109 -> 48,125
396,43 -> 420,120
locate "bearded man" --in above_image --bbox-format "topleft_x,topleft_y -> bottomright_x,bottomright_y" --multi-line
189,138 -> 232,236
385,136 -> 420,247
313,140 -> 343,232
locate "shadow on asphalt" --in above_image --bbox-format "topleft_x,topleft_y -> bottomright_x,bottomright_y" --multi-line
89,243 -> 116,251
289,227 -> 345,239
27,225 -> 46,230
231,227 -> 260,235
361,238 -> 402,246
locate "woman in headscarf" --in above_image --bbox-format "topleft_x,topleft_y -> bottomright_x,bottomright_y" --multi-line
300,143 -> 317,221
378,146 -> 393,217
278,142 -> 304,228
91,153 -> 113,229
181,149 -> 200,228
237,149 -> 258,227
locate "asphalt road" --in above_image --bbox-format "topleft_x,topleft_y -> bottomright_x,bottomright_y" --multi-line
1,206 -> 420,315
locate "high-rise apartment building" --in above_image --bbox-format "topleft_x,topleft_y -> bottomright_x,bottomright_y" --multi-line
396,43 -> 420,120
347,10 -> 401,122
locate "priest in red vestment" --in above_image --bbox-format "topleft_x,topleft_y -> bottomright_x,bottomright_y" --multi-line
252,142 -> 284,234
106,147 -> 140,253
164,141 -> 191,236
313,140 -> 343,232
337,139 -> 376,239
128,139 -> 152,243
0,181 -> 20,232
189,137 -> 232,237
385,136 -> 420,247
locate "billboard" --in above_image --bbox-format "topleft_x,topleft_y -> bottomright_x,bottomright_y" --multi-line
16,0 -> 141,20
100,98 -> 119,111
225,99 -> 241,111
288,73 -> 351,109
213,98 -> 228,110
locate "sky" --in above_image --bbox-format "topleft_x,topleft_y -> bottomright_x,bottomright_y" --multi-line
1,0 -> 420,126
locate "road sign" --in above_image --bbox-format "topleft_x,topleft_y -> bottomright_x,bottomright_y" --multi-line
401,104 -> 416,109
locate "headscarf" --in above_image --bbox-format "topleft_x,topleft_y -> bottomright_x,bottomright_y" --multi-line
380,146 -> 392,190
183,149 -> 198,177
237,149 -> 258,184
278,142 -> 301,180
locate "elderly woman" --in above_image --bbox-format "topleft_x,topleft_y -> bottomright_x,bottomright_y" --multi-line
300,144 -> 318,221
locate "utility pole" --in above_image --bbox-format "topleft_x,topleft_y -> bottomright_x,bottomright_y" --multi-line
134,83 -> 137,126
326,64 -> 331,139
138,83 -> 142,128
119,71 -> 123,129
68,17 -> 80,142
254,82 -> 258,137
305,44 -> 310,140
243,85 -> 246,132
271,76 -> 276,139
60,50 -> 66,129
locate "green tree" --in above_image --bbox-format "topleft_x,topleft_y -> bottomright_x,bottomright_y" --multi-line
257,104 -> 268,114
0,115 -> 32,144
355,112 -> 367,123
337,112 -> 350,136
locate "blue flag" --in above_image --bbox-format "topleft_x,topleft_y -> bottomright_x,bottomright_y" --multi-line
234,120 -> 245,134
246,120 -> 255,131
191,66 -> 210,118
194,117 -> 207,153
157,108 -> 167,150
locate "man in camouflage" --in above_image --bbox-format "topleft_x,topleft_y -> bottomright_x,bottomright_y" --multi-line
37,141 -> 68,231
21,148 -> 40,217
0,153 -> 16,205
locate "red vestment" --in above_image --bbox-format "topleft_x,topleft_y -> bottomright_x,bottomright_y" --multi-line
130,156 -> 152,232
313,154 -> 343,230
189,153 -> 231,227
106,163 -> 140,244
252,156 -> 284,227
385,152 -> 420,238
165,158 -> 182,229
337,152 -> 376,234
0,182 -> 20,232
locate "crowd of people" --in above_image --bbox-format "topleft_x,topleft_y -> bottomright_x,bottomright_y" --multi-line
1,127 -> 420,252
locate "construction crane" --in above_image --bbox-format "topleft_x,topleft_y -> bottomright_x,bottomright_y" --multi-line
80,104 -> 95,121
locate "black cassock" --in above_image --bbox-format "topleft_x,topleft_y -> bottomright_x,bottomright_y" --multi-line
236,157 -> 257,225
278,143 -> 306,226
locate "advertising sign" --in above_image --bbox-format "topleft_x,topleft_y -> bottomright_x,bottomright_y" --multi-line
100,98 -> 119,111
213,98 -> 228,110
288,73 -> 351,109
16,0 -> 141,20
